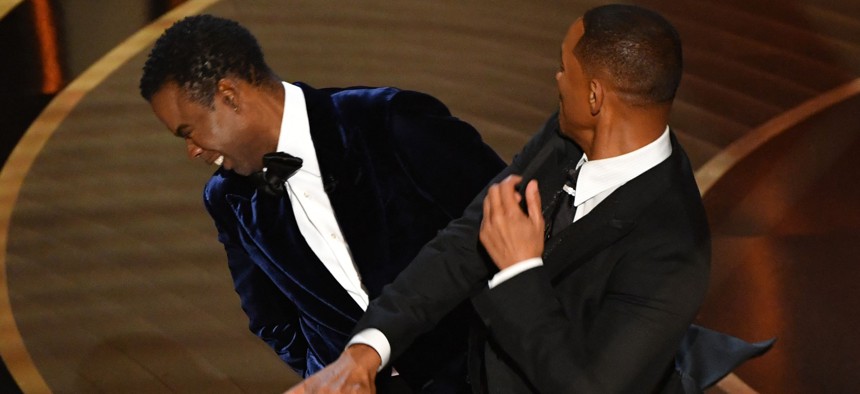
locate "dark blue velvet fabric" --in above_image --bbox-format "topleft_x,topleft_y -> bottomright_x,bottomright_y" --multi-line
676,325 -> 776,392
202,83 -> 505,384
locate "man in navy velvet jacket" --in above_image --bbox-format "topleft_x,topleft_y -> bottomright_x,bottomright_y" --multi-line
139,15 -> 504,392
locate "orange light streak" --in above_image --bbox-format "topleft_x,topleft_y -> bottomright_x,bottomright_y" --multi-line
31,0 -> 63,94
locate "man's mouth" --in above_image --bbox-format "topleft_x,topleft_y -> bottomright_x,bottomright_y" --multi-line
213,155 -> 224,166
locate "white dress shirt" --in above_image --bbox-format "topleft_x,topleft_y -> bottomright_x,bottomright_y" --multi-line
352,126 -> 674,368
277,82 -> 370,310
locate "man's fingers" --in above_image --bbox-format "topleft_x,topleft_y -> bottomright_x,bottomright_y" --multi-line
502,174 -> 523,185
483,175 -> 530,227
484,183 -> 500,218
525,180 -> 543,225
495,175 -> 525,213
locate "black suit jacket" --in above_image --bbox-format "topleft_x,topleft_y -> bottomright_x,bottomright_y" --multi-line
202,83 -> 505,386
356,113 -> 710,393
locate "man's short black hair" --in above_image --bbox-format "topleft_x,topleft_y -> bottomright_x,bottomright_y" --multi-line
576,4 -> 683,106
139,14 -> 274,106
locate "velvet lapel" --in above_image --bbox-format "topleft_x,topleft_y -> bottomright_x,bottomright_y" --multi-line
298,84 -> 391,299
227,191 -> 364,329
541,134 -> 684,283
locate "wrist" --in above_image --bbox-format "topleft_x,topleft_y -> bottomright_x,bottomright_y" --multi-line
497,253 -> 541,270
345,343 -> 382,374
489,257 -> 543,288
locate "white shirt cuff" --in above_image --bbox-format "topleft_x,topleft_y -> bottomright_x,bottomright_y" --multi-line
487,257 -> 543,289
347,328 -> 391,371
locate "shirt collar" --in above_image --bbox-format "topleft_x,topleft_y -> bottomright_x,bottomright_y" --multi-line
574,126 -> 672,206
276,81 -> 321,177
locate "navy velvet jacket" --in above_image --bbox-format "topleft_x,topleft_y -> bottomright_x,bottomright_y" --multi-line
201,83 -> 505,380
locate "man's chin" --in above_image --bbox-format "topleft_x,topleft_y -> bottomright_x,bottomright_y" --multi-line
222,163 -> 245,176
556,112 -> 570,136
555,119 -> 579,143
231,165 -> 262,177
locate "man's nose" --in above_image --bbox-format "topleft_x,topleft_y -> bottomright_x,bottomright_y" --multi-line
185,139 -> 204,159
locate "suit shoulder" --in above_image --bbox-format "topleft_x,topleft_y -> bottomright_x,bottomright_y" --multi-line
325,87 -> 398,125
328,86 -> 399,108
639,157 -> 710,244
388,89 -> 451,117
332,86 -> 450,116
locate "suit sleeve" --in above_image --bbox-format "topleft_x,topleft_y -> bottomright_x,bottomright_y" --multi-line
471,182 -> 710,392
203,175 -> 310,376
353,113 -> 561,361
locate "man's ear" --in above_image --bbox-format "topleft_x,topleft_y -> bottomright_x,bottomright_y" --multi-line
589,80 -> 603,116
217,78 -> 240,112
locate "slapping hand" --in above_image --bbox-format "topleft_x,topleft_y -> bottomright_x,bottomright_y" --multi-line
479,175 -> 544,270
284,345 -> 380,394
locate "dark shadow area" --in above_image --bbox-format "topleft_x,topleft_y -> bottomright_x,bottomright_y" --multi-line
0,0 -> 185,168
0,1 -> 59,169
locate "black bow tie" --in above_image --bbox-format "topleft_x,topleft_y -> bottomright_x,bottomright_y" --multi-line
251,152 -> 303,197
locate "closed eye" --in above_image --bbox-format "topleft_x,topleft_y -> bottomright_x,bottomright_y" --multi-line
558,50 -> 565,72
175,124 -> 192,139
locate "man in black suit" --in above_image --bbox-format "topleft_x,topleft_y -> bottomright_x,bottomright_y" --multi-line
290,4 -> 724,393
140,15 -> 505,392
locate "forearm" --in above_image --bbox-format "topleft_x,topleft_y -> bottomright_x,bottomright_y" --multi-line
234,260 -> 309,374
354,202 -> 495,360
204,176 -> 312,374
217,223 -> 310,373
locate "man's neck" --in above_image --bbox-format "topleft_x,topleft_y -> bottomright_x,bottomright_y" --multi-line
249,80 -> 286,152
584,105 -> 670,160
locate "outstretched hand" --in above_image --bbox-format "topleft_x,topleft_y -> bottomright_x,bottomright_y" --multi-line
479,175 -> 544,269
284,344 -> 381,394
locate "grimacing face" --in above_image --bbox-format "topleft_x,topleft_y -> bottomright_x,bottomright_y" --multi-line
555,18 -> 593,143
149,82 -> 264,176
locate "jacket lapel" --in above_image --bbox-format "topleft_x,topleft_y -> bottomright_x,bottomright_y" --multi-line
542,192 -> 635,282
540,133 -> 684,282
225,180 -> 364,328
299,84 -> 391,298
